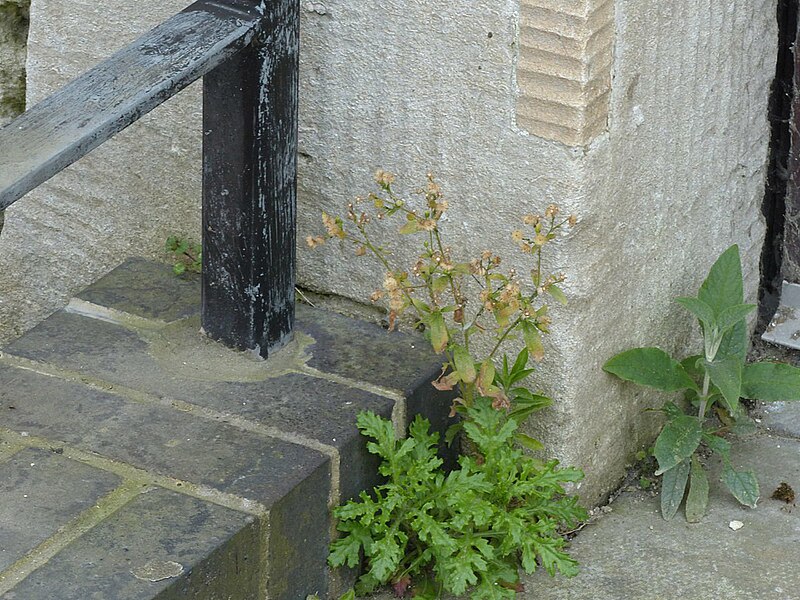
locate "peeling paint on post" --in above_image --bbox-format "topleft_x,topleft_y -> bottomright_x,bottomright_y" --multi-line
201,0 -> 299,359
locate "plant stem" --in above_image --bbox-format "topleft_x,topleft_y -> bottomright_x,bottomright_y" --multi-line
489,317 -> 522,359
698,371 -> 711,421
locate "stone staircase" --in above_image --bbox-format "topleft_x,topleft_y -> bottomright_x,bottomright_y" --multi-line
0,258 -> 451,599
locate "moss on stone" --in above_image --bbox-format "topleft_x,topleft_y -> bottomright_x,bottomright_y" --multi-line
0,70 -> 26,114
0,0 -> 29,119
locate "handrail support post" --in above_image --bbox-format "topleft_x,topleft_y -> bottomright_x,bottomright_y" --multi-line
201,0 -> 299,359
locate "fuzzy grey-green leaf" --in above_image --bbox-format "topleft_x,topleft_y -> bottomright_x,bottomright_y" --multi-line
675,296 -> 715,329
705,356 -> 742,414
698,244 -> 744,316
604,347 -> 698,392
685,456 -> 709,523
722,463 -> 759,508
742,362 -> 800,401
660,458 -> 690,520
716,303 -> 756,333
654,415 -> 702,475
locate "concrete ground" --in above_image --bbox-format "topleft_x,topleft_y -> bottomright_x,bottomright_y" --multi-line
370,394 -> 800,600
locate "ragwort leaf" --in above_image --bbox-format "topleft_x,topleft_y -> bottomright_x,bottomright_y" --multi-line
429,310 -> 449,353
452,344 -> 476,384
521,320 -> 545,362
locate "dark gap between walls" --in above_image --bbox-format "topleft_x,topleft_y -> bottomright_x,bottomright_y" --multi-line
759,0 -> 798,330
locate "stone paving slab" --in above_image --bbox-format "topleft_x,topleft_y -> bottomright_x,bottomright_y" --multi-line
523,430 -> 800,600
0,447 -> 121,572
0,258 -> 451,599
2,311 -> 393,501
76,258 -> 201,322
0,363 -> 329,505
1,488 -> 261,600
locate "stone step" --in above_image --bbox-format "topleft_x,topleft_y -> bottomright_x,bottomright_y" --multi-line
0,258 -> 451,599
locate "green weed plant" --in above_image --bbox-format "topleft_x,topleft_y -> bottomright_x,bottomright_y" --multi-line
165,235 -> 202,275
315,172 -> 587,597
604,245 -> 800,521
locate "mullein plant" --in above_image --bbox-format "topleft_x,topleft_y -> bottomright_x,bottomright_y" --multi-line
604,245 -> 800,521
312,172 -> 587,598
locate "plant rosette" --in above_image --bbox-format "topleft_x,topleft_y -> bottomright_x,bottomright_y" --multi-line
328,401 -> 587,599
603,245 -> 800,521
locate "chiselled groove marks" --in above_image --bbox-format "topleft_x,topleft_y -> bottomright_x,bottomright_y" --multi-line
516,0 -> 614,146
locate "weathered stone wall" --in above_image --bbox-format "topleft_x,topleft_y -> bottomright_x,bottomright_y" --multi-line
0,0 -> 30,237
0,0 -> 776,504
549,0 -> 774,493
0,0 -> 28,124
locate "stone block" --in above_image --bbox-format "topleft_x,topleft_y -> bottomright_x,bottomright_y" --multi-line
1,488 -> 263,600
0,363 -> 330,506
77,258 -> 201,322
1,0 -> 775,510
36,257 -> 453,496
3,310 -> 394,500
0,447 -> 121,572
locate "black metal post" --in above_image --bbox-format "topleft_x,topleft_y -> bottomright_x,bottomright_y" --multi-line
201,0 -> 299,358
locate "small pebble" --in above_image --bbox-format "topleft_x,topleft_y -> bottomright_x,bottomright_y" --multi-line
729,520 -> 744,531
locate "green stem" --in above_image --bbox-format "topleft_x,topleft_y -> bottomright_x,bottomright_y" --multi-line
489,317 -> 522,359
698,370 -> 711,421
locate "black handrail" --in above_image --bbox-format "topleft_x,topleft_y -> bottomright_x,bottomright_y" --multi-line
0,0 -> 299,359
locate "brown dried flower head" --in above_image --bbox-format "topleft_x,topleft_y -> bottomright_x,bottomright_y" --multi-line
374,170 -> 396,187
305,235 -> 325,248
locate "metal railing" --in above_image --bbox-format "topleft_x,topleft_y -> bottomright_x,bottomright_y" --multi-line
0,0 -> 299,358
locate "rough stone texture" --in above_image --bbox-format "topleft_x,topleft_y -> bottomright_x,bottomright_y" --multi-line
0,0 -> 28,124
554,0 -> 774,504
0,258 -> 452,598
0,363 -> 330,505
1,488 -> 262,600
0,0 -> 201,343
0,0 -> 776,505
0,448 -> 121,572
